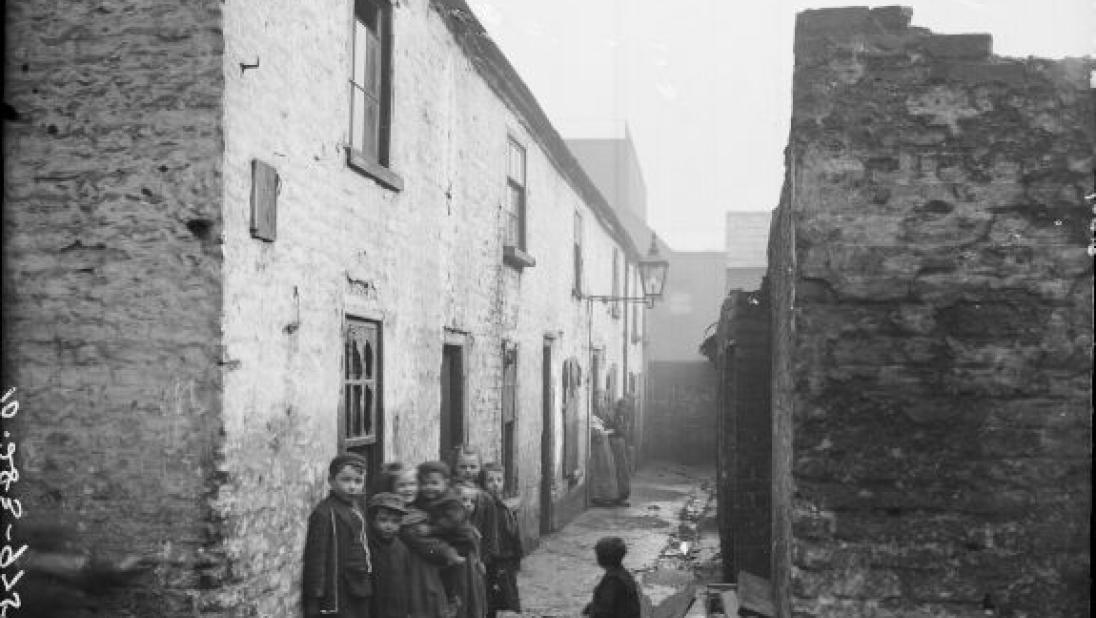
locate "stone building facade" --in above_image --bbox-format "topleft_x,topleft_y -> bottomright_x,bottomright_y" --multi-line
716,7 -> 1093,617
3,0 -> 646,614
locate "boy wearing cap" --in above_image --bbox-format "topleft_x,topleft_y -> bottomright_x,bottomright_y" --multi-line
367,493 -> 412,618
302,454 -> 374,618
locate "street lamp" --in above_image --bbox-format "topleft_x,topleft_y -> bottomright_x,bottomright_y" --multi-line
585,233 -> 670,305
637,233 -> 669,303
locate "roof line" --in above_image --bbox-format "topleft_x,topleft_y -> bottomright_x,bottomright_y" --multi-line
428,0 -> 641,260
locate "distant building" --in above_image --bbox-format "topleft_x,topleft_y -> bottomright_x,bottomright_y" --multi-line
566,126 -> 649,221
567,131 -> 725,465
724,211 -> 771,293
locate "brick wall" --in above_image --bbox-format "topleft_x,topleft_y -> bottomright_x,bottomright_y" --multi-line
644,361 -> 718,464
2,2 -> 225,614
770,7 -> 1093,616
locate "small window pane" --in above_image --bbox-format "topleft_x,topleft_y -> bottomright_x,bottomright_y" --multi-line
364,386 -> 374,437
362,95 -> 381,159
353,20 -> 369,86
508,140 -> 525,184
355,0 -> 378,29
350,341 -> 363,379
364,30 -> 381,94
507,184 -> 523,215
352,385 -> 364,437
364,341 -> 374,379
351,86 -> 366,151
345,388 -> 353,436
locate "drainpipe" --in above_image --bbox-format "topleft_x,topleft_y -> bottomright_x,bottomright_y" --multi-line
622,260 -> 629,402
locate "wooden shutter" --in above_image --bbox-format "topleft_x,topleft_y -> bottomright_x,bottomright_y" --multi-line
562,359 -> 581,477
249,160 -> 278,241
502,345 -> 517,423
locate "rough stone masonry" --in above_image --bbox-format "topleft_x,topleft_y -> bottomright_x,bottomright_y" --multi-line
767,6 -> 1093,617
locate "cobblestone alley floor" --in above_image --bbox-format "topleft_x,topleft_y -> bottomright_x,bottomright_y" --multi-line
512,462 -> 719,618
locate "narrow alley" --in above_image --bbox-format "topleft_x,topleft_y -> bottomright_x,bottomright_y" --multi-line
515,463 -> 719,618
2,1 -> 1091,617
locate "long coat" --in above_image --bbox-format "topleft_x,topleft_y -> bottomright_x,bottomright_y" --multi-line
369,534 -> 412,618
302,494 -> 373,615
399,506 -> 456,618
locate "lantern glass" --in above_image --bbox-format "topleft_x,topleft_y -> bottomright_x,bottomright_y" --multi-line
638,257 -> 669,300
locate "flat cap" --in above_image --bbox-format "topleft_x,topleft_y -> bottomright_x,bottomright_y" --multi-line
368,492 -> 409,514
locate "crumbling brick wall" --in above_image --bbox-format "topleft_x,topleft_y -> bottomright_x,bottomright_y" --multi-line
2,2 -> 225,614
771,6 -> 1093,616
715,288 -> 773,583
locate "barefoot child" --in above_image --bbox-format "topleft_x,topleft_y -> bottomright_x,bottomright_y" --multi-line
302,454 -> 373,618
481,462 -> 524,618
581,536 -> 640,618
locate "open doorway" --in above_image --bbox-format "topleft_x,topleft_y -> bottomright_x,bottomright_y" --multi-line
540,336 -> 555,534
439,343 -> 464,459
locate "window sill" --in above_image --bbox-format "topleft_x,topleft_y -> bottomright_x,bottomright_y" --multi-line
347,147 -> 404,192
503,245 -> 536,270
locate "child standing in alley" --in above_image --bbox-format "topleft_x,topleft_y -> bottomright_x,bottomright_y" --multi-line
480,462 -> 524,618
418,461 -> 486,618
302,454 -> 374,618
581,536 -> 640,618
366,492 -> 411,618
450,446 -> 500,565
376,462 -> 453,618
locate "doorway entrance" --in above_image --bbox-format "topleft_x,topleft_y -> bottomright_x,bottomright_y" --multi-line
540,337 -> 554,534
440,344 -> 465,459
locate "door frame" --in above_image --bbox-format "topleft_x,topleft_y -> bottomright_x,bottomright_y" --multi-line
440,332 -> 468,460
540,334 -> 555,534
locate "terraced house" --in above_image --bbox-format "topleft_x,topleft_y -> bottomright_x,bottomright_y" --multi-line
3,0 -> 653,614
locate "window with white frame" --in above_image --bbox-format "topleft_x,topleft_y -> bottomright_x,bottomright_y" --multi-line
505,138 -> 527,251
348,0 -> 397,187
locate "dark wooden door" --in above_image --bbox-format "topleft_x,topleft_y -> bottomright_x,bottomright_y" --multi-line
440,344 -> 464,458
540,339 -> 554,534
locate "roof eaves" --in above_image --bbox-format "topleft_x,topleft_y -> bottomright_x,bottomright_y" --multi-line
428,0 -> 641,259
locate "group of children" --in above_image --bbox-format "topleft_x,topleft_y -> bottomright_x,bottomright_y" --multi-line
302,447 -> 525,618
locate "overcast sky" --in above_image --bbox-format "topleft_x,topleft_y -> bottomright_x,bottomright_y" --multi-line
468,0 -> 1095,251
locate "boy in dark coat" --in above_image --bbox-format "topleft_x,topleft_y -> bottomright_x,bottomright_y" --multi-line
481,462 -> 524,618
582,536 -> 640,618
367,492 -> 412,618
302,454 -> 374,618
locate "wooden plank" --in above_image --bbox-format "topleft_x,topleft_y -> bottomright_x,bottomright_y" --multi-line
249,159 -> 278,241
736,571 -> 775,616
